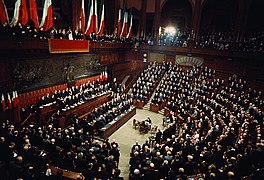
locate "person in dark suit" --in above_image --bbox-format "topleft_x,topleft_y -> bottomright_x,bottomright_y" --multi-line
155,129 -> 162,145
144,163 -> 159,180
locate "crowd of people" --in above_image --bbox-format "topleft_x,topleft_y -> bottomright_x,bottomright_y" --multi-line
156,30 -> 264,53
0,76 -> 137,179
0,23 -> 137,43
158,31 -> 193,48
0,119 -> 123,179
129,64 -> 264,179
82,94 -> 133,131
195,32 -> 233,51
194,31 -> 264,53
128,62 -> 167,102
236,32 -> 264,53
1,22 -> 263,53
0,61 -> 263,179
37,80 -> 111,111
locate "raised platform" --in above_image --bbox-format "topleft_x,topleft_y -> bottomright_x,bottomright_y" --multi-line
61,92 -> 112,117
49,165 -> 84,180
0,38 -> 133,52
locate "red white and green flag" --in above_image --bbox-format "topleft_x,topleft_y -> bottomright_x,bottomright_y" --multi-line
120,11 -> 128,38
21,0 -> 28,25
7,93 -> 12,110
126,14 -> 133,38
85,0 -> 94,35
80,0 -> 85,34
13,91 -> 21,123
40,0 -> 53,31
29,0 -> 39,28
97,0 -> 104,35
85,0 -> 98,35
1,94 -> 6,112
10,0 -> 28,26
117,9 -> 122,38
0,0 -> 9,25
94,0 -> 98,33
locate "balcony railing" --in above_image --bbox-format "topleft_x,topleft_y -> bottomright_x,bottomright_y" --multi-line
0,38 -> 133,52
138,44 -> 264,59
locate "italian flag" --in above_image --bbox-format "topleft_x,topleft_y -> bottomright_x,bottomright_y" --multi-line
29,0 -> 39,28
10,0 -> 28,26
7,93 -> 12,110
97,0 -> 104,35
94,0 -> 97,33
1,94 -> 6,112
20,0 -> 28,25
117,9 -> 122,38
85,0 -> 94,35
120,11 -> 128,38
126,14 -> 133,38
80,0 -> 85,34
85,0 -> 98,35
40,0 -> 53,31
0,0 -> 9,25
13,91 -> 21,123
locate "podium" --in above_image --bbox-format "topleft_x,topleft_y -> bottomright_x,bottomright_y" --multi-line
59,117 -> 66,128
150,103 -> 159,113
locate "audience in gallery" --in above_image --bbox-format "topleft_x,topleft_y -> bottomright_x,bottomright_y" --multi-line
0,23 -> 137,43
129,63 -> 264,179
195,32 -> 233,51
158,31 -> 193,47
128,62 -> 167,102
1,22 -> 263,53
158,29 -> 264,53
195,31 -> 263,53
235,32 -> 264,53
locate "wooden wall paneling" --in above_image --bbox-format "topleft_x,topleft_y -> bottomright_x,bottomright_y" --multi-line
165,54 -> 176,64
0,58 -> 13,90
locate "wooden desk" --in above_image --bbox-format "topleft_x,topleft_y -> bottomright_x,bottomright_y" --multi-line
59,117 -> 66,129
49,165 -> 84,180
164,107 -> 171,117
98,107 -> 136,139
136,101 -> 144,109
150,103 -> 159,113
39,103 -> 59,123
62,93 -> 111,117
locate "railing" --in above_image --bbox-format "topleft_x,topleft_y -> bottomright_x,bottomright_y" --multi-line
90,41 -> 133,50
0,38 -> 133,51
122,70 -> 142,95
138,44 -> 264,59
20,113 -> 33,127
49,165 -> 84,180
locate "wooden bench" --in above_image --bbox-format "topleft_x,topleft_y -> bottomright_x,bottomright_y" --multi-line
150,103 -> 159,113
49,165 -> 84,180
62,92 -> 111,118
136,101 -> 144,109
98,107 -> 136,139
164,107 -> 171,117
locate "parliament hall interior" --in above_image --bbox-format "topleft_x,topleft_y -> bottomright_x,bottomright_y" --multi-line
0,0 -> 264,179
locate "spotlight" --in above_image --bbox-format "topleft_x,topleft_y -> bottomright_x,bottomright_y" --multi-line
165,26 -> 176,35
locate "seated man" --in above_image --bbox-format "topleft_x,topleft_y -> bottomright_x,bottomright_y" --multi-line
146,117 -> 152,125
140,118 -> 152,132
